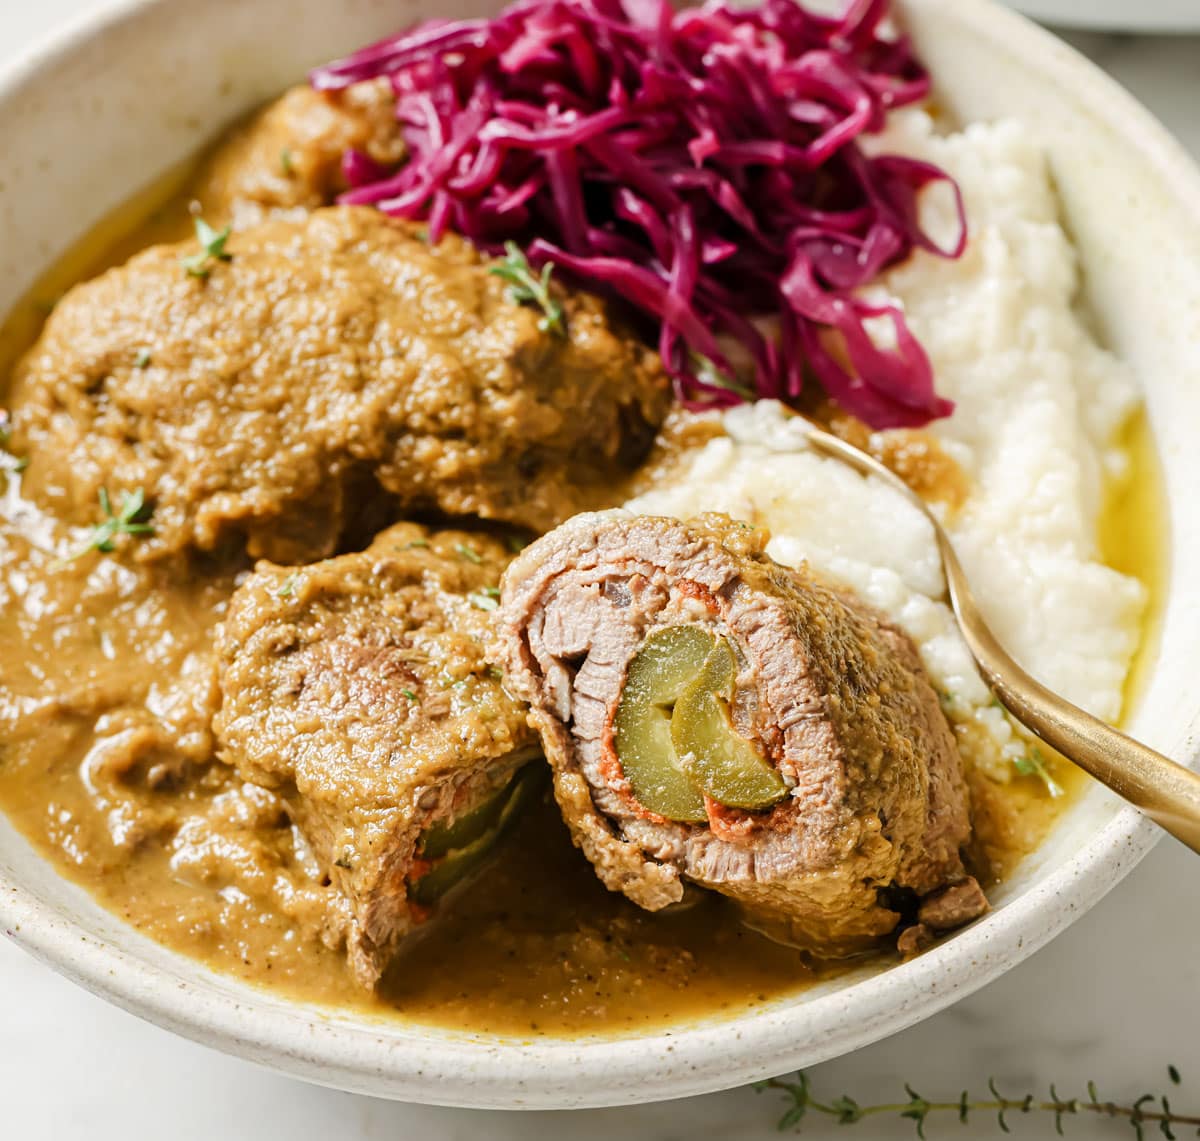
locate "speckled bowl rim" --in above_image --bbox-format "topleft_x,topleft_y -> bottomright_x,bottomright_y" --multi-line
0,0 -> 1196,1110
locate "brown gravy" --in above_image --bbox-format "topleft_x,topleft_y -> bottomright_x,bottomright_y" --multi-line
0,158 -> 1166,1037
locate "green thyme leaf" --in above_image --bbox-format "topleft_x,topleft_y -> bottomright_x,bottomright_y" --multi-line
280,147 -> 295,176
133,348 -> 152,369
1013,744 -> 1065,798
401,689 -> 418,702
690,351 -> 755,401
488,242 -> 566,335
275,572 -> 300,598
832,1095 -> 864,1124
62,487 -> 155,562
181,215 -> 233,279
0,412 -> 28,474
469,591 -> 500,612
455,543 -> 483,564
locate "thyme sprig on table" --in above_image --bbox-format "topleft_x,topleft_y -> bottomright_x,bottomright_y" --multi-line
61,487 -> 155,562
489,242 -> 566,335
756,1068 -> 1197,1138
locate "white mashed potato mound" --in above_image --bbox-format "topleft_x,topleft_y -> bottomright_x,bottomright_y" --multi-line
626,112 -> 1147,778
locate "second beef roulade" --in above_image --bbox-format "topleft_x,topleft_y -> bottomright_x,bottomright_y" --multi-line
493,511 -> 986,953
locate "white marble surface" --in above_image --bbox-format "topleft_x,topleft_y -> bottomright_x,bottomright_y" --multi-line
2,4 -> 1199,1138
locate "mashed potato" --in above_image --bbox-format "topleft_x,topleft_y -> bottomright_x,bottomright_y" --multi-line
626,112 -> 1146,781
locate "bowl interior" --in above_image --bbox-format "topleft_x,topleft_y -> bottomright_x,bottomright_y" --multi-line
1,0 -> 1199,1109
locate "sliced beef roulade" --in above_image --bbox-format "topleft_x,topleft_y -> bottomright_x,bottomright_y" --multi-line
215,522 -> 542,987
493,511 -> 985,954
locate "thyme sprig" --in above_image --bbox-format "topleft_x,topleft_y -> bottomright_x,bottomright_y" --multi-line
181,215 -> 233,279
469,586 -> 501,612
0,410 -> 28,474
63,487 -> 155,561
489,242 -> 566,335
1013,742 -> 1064,798
756,1068 -> 1197,1138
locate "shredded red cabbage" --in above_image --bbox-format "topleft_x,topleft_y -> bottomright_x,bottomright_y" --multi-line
312,0 -> 965,428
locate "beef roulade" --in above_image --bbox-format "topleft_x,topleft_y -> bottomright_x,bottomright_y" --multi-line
493,511 -> 985,953
216,522 -> 541,986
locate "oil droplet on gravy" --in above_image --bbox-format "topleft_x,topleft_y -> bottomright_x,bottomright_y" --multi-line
0,142 -> 1168,1037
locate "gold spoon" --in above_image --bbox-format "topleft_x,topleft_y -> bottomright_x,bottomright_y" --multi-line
797,417 -> 1200,855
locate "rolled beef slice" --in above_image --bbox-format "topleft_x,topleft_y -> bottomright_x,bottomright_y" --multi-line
493,511 -> 986,953
10,206 -> 670,564
215,522 -> 539,986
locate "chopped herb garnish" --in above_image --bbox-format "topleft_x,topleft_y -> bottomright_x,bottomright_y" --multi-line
333,856 -> 353,870
65,487 -> 154,561
455,543 -> 483,564
401,688 -> 418,702
280,147 -> 295,176
486,665 -> 504,681
275,572 -> 300,598
1013,744 -> 1064,798
0,412 -> 26,474
489,242 -> 566,335
690,352 -> 755,401
469,591 -> 500,612
405,538 -> 430,550
133,348 -> 152,369
180,215 -> 233,279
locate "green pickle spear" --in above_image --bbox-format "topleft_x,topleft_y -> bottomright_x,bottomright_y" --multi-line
613,626 -> 714,822
408,762 -> 542,905
418,747 -> 540,859
671,638 -> 788,811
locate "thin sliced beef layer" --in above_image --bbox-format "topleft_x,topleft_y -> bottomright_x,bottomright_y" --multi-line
189,81 -> 405,230
10,206 -> 671,564
214,522 -> 539,986
493,510 -> 986,954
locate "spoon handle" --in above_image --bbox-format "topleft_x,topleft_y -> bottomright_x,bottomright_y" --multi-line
937,534 -> 1200,855
800,419 -> 1200,854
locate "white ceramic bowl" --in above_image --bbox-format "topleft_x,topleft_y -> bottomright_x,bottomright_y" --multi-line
1,0 -> 1199,1110
1006,0 -> 1200,32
